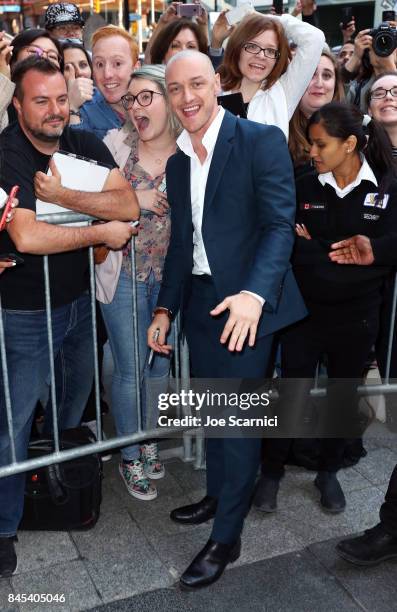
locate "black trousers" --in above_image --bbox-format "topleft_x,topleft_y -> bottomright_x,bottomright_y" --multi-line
262,309 -> 379,476
185,275 -> 273,544
380,464 -> 397,535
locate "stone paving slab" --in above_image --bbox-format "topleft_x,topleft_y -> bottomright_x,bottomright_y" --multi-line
11,560 -> 101,612
1,444 -> 394,612
353,447 -> 397,485
164,460 -> 207,494
88,548 -> 363,612
0,577 -> 18,611
309,537 -> 397,612
13,532 -> 78,575
275,486 -> 385,546
83,552 -> 174,604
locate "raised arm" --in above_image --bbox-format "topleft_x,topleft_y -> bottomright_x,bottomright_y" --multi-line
34,160 -> 140,221
277,12 -> 325,119
7,208 -> 134,255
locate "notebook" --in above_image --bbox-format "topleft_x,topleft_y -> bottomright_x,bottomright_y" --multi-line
36,150 -> 111,225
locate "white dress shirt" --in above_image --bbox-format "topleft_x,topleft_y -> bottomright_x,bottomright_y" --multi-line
176,106 -> 264,306
318,157 -> 378,198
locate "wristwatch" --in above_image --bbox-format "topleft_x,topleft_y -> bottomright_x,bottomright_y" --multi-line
152,307 -> 172,320
69,109 -> 81,118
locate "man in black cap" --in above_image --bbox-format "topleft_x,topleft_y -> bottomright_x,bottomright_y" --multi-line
45,2 -> 84,42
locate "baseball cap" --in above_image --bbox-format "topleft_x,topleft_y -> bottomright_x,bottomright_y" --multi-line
45,3 -> 84,29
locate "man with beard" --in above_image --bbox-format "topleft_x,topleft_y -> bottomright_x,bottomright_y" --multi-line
0,56 -> 139,578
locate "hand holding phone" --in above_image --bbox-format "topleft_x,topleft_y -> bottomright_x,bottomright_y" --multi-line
0,253 -> 24,265
341,7 -> 353,29
272,0 -> 283,16
176,3 -> 203,18
382,10 -> 396,22
0,186 -> 19,231
226,4 -> 253,26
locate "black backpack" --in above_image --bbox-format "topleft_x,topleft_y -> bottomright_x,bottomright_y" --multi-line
20,427 -> 102,531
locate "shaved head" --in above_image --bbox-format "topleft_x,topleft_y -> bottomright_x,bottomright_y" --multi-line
166,50 -> 215,81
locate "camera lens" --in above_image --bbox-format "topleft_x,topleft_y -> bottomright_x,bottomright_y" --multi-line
373,27 -> 396,56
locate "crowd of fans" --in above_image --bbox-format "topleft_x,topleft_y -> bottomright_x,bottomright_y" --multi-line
0,0 -> 396,589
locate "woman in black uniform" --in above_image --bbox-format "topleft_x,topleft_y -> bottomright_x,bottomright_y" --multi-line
257,102 -> 397,514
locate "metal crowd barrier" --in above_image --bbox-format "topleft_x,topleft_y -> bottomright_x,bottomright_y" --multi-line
0,212 -> 192,479
1,211 -> 397,477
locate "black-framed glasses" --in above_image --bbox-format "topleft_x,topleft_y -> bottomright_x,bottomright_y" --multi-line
22,45 -> 61,65
121,90 -> 164,110
243,42 -> 280,60
370,86 -> 397,99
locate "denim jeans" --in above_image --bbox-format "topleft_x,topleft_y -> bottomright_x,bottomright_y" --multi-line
100,270 -> 173,461
0,293 -> 94,537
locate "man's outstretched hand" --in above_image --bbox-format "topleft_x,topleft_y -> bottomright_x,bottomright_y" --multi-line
329,235 -> 374,265
210,293 -> 262,352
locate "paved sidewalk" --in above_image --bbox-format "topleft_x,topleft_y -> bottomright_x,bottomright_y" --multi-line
0,436 -> 396,612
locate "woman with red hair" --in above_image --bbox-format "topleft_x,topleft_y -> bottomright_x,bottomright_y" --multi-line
218,10 -> 325,139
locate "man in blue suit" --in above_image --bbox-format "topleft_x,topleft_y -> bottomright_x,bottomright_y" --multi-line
148,51 -> 306,589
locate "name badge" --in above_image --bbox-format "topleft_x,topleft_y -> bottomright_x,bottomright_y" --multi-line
362,212 -> 380,221
363,193 -> 389,209
300,202 -> 327,211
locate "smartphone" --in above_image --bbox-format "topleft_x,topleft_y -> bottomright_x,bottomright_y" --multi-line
272,0 -> 283,16
176,3 -> 203,18
0,253 -> 24,265
382,10 -> 396,21
217,93 -> 247,118
0,185 -> 19,232
341,7 -> 353,29
1,32 -> 14,43
226,4 -> 253,26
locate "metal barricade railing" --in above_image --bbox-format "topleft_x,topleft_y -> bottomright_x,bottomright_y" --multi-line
0,212 -> 192,480
1,210 -> 397,478
189,271 -> 397,469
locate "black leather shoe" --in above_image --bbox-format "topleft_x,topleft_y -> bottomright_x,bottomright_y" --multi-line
180,537 -> 241,589
170,495 -> 217,525
253,475 -> 281,513
314,471 -> 346,513
336,523 -> 397,566
0,536 -> 17,578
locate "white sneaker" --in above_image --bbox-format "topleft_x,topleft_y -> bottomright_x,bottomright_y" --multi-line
119,460 -> 157,500
140,442 -> 165,480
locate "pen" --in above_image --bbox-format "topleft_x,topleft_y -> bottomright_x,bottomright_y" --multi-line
148,328 -> 160,367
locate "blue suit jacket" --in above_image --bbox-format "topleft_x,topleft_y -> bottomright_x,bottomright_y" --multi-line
158,110 -> 307,337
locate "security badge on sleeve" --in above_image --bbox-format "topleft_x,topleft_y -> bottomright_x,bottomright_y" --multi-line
300,202 -> 326,211
363,193 -> 389,209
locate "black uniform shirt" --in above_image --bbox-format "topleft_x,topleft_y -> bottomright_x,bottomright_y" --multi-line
293,163 -> 397,315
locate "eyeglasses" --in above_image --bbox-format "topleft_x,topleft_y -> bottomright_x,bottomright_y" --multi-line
370,86 -> 397,99
121,90 -> 164,110
243,43 -> 280,60
22,45 -> 61,65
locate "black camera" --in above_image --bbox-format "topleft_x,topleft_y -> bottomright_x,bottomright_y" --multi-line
369,22 -> 397,57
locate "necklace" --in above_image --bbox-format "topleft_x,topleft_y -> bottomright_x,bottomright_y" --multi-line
139,141 -> 176,167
